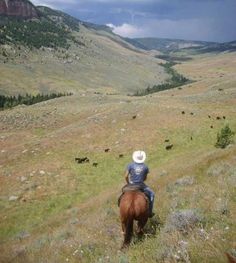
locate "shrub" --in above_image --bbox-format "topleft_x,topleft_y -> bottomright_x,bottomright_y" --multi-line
215,124 -> 235,149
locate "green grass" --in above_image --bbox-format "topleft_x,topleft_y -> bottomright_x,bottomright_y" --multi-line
0,151 -> 126,241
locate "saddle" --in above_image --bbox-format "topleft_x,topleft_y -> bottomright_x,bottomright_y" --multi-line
118,183 -> 149,207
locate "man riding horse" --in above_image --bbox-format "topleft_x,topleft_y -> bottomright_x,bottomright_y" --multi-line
123,150 -> 155,218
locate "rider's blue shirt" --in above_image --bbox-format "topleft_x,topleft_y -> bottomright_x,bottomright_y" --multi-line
127,162 -> 149,184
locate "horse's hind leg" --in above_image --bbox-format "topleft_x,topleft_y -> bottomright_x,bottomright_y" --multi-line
121,221 -> 126,234
137,218 -> 148,235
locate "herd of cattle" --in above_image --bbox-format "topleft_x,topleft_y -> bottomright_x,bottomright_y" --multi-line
75,150 -> 124,166
75,112 -> 227,164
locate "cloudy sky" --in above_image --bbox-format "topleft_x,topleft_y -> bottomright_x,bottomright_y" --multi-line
31,0 -> 236,42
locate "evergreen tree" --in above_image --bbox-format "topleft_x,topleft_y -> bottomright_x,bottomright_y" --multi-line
215,124 -> 235,149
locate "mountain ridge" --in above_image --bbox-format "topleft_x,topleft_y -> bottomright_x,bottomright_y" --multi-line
126,37 -> 236,53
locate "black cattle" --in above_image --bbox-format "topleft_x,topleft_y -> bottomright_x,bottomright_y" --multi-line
104,148 -> 110,152
216,116 -> 221,120
190,112 -> 194,115
119,154 -> 124,158
166,144 -> 173,150
165,139 -> 170,143
182,111 -> 185,115
132,115 -> 137,119
208,115 -> 211,118
210,125 -> 214,129
92,162 -> 98,167
75,157 -> 90,164
223,116 -> 226,119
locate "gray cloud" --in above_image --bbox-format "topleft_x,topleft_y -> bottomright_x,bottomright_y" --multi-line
31,0 -> 236,42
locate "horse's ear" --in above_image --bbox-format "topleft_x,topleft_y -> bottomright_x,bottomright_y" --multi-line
225,252 -> 236,263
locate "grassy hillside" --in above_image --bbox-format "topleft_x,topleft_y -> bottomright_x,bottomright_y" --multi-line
0,11 -> 168,96
0,50 -> 235,262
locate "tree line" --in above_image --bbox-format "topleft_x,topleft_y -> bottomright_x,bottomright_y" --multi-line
134,62 -> 191,96
0,18 -> 74,49
0,92 -> 72,110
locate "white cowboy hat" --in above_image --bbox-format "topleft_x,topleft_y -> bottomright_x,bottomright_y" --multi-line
132,150 -> 146,164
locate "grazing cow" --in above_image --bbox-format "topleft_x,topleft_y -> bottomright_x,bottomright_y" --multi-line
132,115 -> 137,119
218,88 -> 223,91
104,148 -> 110,152
92,162 -> 98,167
190,112 -> 194,115
216,116 -> 221,120
75,157 -> 90,164
182,111 -> 185,114
166,144 -> 173,150
223,116 -> 226,119
119,154 -> 124,158
191,136 -> 193,140
165,139 -> 170,143
208,115 -> 211,118
210,125 -> 214,129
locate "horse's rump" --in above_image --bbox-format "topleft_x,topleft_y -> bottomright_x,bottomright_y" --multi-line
120,191 -> 148,220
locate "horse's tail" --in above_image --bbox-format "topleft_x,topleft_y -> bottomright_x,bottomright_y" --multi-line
123,216 -> 133,248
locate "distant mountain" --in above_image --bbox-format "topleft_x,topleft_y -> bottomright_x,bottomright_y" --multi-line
186,41 -> 236,53
0,0 -> 39,18
125,37 -> 215,52
125,37 -> 236,54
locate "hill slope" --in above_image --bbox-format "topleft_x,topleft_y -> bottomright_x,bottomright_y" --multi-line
0,51 -> 235,262
0,5 -> 168,96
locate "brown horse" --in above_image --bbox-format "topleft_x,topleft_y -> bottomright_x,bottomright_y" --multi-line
226,252 -> 236,263
119,191 -> 149,248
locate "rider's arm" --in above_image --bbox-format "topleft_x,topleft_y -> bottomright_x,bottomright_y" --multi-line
143,167 -> 149,181
143,174 -> 147,181
124,170 -> 129,184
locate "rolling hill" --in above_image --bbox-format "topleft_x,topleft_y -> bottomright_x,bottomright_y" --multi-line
126,37 -> 236,54
0,4 -> 168,96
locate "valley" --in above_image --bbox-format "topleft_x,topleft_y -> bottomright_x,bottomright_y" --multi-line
0,2 -> 236,263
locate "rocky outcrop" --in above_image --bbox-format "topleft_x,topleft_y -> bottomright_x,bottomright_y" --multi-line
0,0 -> 39,19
